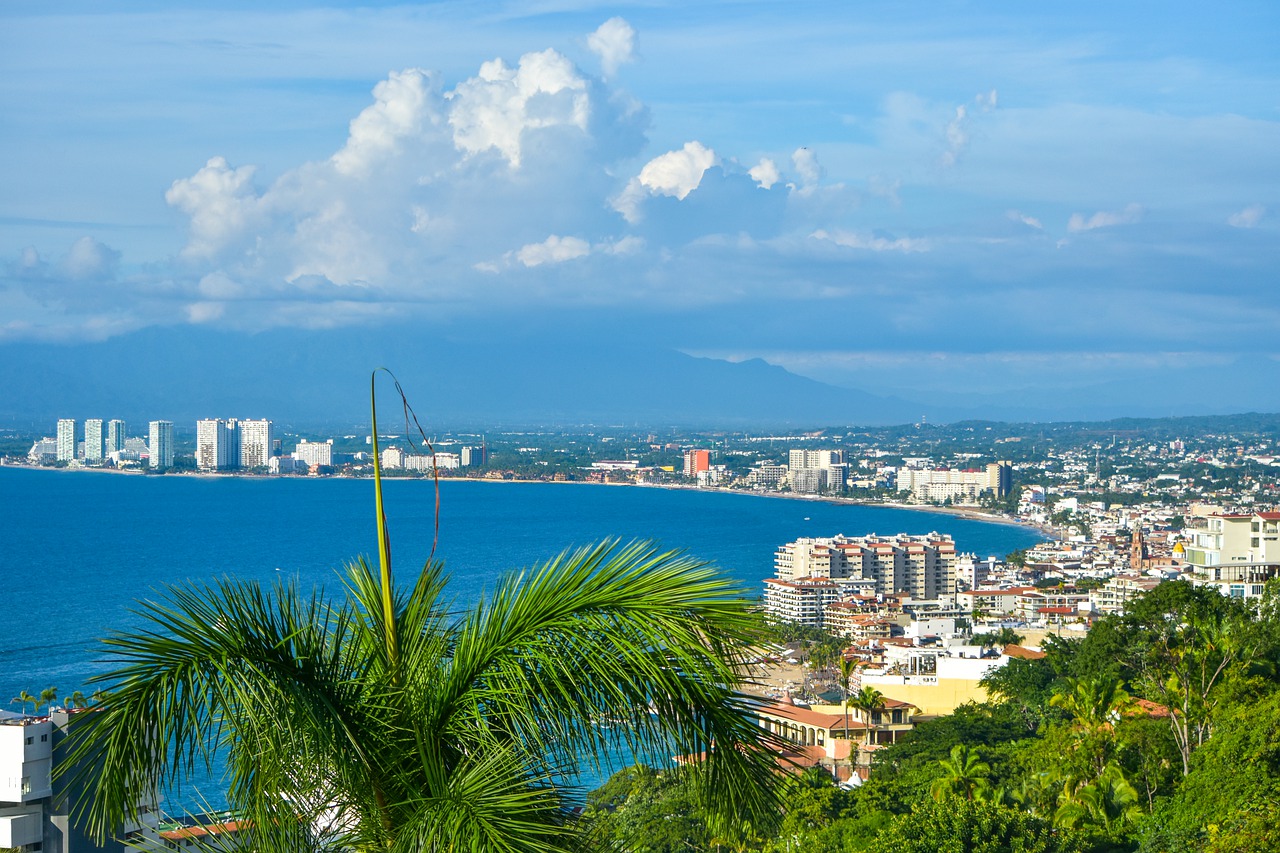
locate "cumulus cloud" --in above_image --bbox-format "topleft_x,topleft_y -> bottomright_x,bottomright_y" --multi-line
62,236 -> 120,280
1067,203 -> 1144,232
587,17 -> 636,77
332,69 -> 444,176
1227,203 -> 1266,228
165,157 -> 260,260
811,228 -> 930,253
515,235 -> 590,267
749,158 -> 780,189
448,49 -> 590,167
791,148 -> 823,187
613,141 -> 717,222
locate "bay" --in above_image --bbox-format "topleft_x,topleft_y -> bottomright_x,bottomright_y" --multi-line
0,466 -> 1046,805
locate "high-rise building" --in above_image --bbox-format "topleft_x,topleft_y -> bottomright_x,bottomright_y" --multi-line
683,449 -> 711,477
196,419 -> 236,470
238,419 -> 273,469
773,533 -> 957,600
55,419 -> 76,462
84,419 -> 105,462
107,419 -> 127,453
148,420 -> 174,470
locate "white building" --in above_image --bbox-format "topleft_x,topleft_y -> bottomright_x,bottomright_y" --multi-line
83,420 -> 104,463
897,462 -> 1012,503
196,419 -> 236,471
107,420 -> 127,454
762,578 -> 842,627
294,439 -> 334,468
56,420 -> 76,463
773,533 -> 958,600
148,421 -> 174,470
237,420 -> 273,469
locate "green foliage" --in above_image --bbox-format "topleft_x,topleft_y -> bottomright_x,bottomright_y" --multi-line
1141,692 -> 1280,852
66,542 -> 782,853
864,796 -> 1082,853
584,765 -> 713,853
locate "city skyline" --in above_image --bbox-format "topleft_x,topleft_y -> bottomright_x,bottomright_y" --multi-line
2,2 -> 1278,419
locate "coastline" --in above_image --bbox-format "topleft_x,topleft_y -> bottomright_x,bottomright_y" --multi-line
2,459 -> 1055,540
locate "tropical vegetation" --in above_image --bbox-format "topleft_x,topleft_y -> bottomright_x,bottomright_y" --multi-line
64,374 -> 782,852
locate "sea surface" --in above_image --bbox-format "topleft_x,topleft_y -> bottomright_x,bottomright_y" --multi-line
0,466 -> 1046,803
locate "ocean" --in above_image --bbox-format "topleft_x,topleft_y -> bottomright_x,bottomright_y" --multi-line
0,466 -> 1045,803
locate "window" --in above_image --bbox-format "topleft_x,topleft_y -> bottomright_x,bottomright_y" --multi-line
25,736 -> 32,745
40,734 -> 48,742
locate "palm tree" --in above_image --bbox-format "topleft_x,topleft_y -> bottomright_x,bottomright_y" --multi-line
838,656 -> 857,738
1054,762 -> 1142,833
1049,675 -> 1130,736
10,690 -> 35,715
65,373 -> 781,852
850,686 -> 886,744
930,744 -> 991,802
68,691 -> 90,710
35,687 -> 58,714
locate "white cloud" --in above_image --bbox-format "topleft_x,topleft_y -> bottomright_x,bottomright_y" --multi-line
941,89 -> 997,167
1227,203 -> 1265,228
811,228 -> 929,253
165,156 -> 259,259
1007,210 -> 1043,230
749,157 -> 780,189
447,49 -> 590,167
791,148 -> 822,186
61,236 -> 120,280
587,17 -> 636,78
515,235 -> 590,267
613,141 -> 717,222
332,69 -> 443,176
1067,203 -> 1144,232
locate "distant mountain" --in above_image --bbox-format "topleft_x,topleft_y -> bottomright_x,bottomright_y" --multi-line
0,325 -> 926,430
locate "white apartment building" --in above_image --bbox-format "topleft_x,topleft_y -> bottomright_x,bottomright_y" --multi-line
237,419 -> 272,469
294,439 -> 334,468
1090,574 -> 1162,615
196,419 -> 236,471
787,449 -> 847,494
773,533 -> 957,600
106,420 -> 126,454
1,709 -> 161,852
56,420 -> 76,463
745,464 -> 788,489
147,421 -> 173,470
762,578 -> 841,627
896,462 -> 1012,502
83,420 -> 104,462
1184,512 -> 1280,598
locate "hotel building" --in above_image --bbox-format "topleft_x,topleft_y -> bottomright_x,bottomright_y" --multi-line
55,419 -> 76,463
148,421 -> 174,470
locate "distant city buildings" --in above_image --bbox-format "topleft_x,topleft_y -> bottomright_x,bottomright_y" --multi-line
195,418 -> 274,471
769,533 -> 958,610
683,449 -> 710,478
787,449 -> 847,494
294,439 -> 333,468
896,461 -> 1012,503
83,419 -> 104,462
148,420 -> 174,470
55,419 -> 75,463
107,419 -> 126,454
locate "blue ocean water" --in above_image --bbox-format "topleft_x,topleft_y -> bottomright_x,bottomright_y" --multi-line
0,467 -> 1045,802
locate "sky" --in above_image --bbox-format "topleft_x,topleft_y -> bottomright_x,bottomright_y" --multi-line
2,1 -> 1279,416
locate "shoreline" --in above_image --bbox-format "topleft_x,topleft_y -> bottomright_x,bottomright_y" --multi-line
2,459 -> 1055,541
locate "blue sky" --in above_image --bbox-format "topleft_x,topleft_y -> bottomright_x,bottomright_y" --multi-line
3,1 -> 1278,414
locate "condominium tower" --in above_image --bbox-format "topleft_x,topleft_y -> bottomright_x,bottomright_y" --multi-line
238,419 -> 273,469
55,419 -> 76,462
84,419 -> 105,462
107,419 -> 127,454
148,420 -> 174,470
196,419 -> 236,471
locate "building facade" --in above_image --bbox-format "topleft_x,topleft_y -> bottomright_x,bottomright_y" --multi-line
83,420 -> 104,463
106,420 -> 126,454
237,420 -> 273,469
56,419 -> 76,463
196,419 -> 235,471
147,421 -> 174,470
